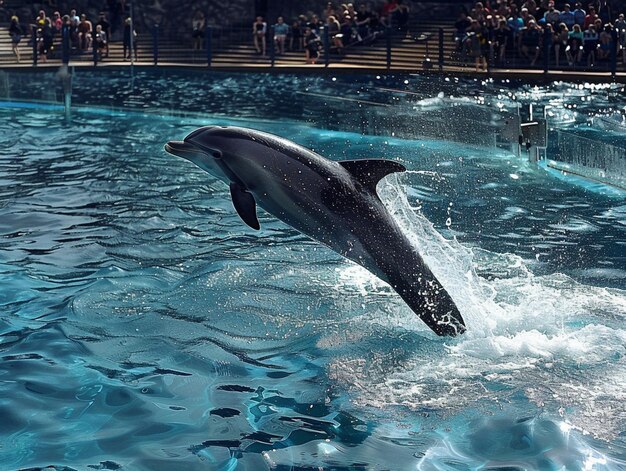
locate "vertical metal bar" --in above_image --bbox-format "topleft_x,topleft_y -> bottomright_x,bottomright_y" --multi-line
543,27 -> 551,74
153,24 -> 159,65
438,27 -> 444,71
62,24 -> 70,64
32,25 -> 38,67
270,25 -> 275,67
129,2 -> 135,66
386,26 -> 391,70
323,25 -> 330,67
610,28 -> 618,79
93,27 -> 98,66
206,25 -> 212,67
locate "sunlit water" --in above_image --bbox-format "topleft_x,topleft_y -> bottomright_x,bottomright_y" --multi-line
1,103 -> 625,470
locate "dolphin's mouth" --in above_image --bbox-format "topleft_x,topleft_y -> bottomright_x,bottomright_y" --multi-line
164,140 -> 200,159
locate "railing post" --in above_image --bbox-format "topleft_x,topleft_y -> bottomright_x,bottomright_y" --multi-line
543,27 -> 551,74
62,24 -> 70,64
32,25 -> 38,67
206,25 -> 212,67
386,26 -> 391,69
323,25 -> 330,67
93,28 -> 98,66
610,28 -> 618,79
269,25 -> 275,67
153,24 -> 159,65
438,27 -> 444,71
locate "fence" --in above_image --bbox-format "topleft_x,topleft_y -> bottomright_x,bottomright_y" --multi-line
10,21 -> 623,78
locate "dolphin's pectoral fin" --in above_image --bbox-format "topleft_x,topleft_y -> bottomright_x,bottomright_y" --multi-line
338,159 -> 406,193
229,183 -> 260,230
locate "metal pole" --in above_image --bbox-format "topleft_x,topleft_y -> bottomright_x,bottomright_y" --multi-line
610,29 -> 618,79
93,27 -> 98,66
129,2 -> 135,67
323,25 -> 330,67
32,25 -> 38,67
269,25 -> 275,67
62,24 -> 70,64
543,28 -> 551,74
438,27 -> 444,71
206,25 -> 212,66
386,26 -> 391,70
153,24 -> 159,65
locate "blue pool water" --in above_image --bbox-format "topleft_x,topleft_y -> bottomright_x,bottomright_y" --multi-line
1,74 -> 626,470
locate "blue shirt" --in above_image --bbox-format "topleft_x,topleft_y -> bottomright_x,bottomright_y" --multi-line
573,8 -> 586,25
559,10 -> 575,27
274,23 -> 289,35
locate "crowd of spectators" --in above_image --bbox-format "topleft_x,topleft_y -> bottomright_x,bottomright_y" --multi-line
251,1 -> 411,63
5,5 -> 136,63
454,0 -> 626,70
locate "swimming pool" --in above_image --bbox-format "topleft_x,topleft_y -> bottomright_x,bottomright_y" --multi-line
0,70 -> 625,470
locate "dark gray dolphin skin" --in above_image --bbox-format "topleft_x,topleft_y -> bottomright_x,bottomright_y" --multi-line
165,126 -> 466,336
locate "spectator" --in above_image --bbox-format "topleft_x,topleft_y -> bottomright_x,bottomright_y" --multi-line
78,14 -> 92,51
584,6 -> 598,29
52,11 -> 62,34
508,9 -> 525,49
290,20 -> 302,51
493,18 -> 512,65
308,14 -> 323,34
96,12 -> 111,57
94,24 -> 107,59
38,18 -> 54,62
327,15 -> 342,51
380,0 -> 398,27
393,0 -> 410,33
9,15 -> 22,63
573,2 -> 586,26
123,16 -> 137,60
544,2 -> 560,27
520,20 -> 542,65
274,16 -> 289,54
521,0 -> 537,16
470,1 -> 488,24
253,16 -> 267,56
554,22 -> 570,66
355,3 -> 371,39
192,11 -> 205,50
566,23 -> 584,64
455,12 -> 472,50
583,23 -> 599,66
559,4 -> 576,29
304,26 -> 321,63
466,19 -> 488,70
597,23 -> 612,62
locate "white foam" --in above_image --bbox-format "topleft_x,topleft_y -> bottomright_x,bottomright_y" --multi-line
327,176 -> 626,440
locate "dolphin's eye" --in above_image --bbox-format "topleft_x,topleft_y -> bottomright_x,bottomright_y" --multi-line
212,151 -> 222,159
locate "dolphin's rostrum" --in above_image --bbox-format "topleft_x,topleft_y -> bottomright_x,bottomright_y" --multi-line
165,126 -> 466,336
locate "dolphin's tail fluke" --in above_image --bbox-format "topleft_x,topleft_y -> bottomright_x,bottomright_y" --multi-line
387,265 -> 466,336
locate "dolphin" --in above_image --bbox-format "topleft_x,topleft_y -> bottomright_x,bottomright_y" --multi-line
165,126 -> 466,336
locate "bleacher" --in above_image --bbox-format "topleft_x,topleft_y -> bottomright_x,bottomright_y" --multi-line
0,13 -> 461,71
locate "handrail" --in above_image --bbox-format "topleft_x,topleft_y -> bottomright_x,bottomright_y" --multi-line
2,21 -> 623,77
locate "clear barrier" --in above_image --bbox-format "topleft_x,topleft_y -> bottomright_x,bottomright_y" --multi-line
550,130 -> 626,189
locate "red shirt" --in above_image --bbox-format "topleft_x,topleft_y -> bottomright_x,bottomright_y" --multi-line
382,1 -> 398,17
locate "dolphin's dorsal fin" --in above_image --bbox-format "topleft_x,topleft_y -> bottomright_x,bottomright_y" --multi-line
230,183 -> 260,230
338,159 -> 406,193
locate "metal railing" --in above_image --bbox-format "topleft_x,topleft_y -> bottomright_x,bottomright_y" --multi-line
10,22 -> 624,79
